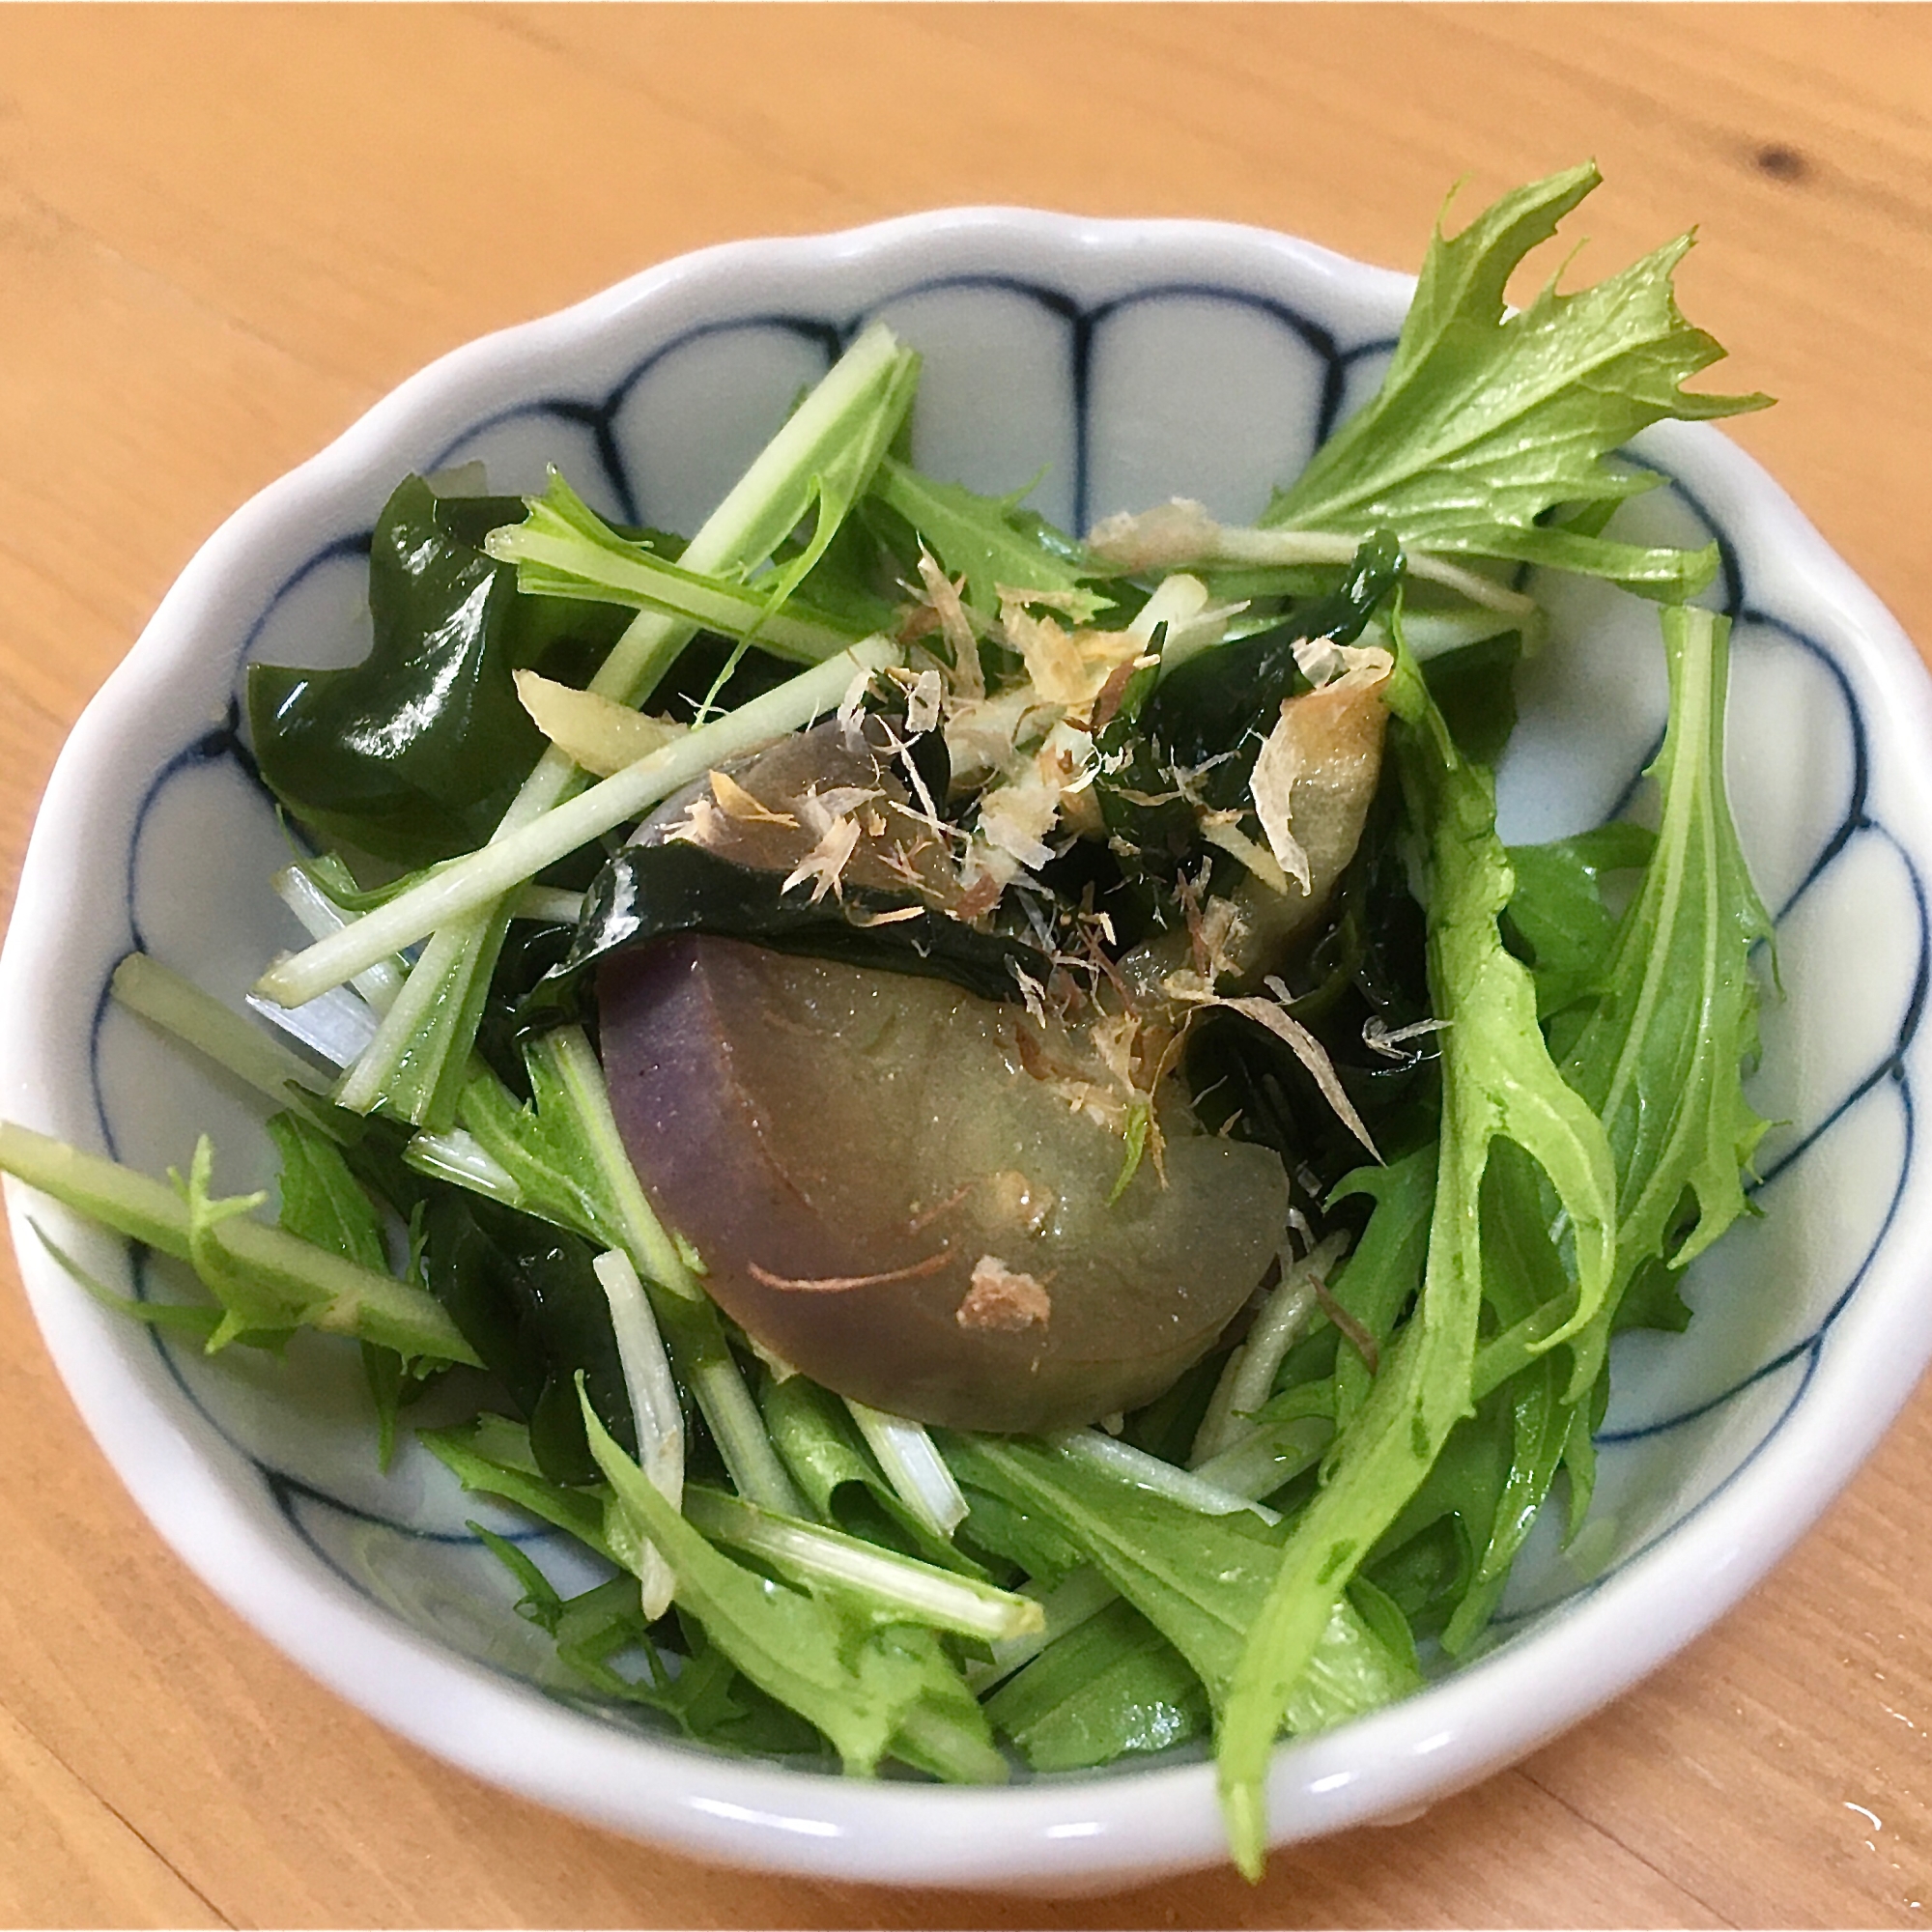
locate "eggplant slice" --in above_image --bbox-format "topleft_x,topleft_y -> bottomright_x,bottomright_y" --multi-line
600,938 -> 1290,1434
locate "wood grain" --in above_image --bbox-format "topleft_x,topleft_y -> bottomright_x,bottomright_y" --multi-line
0,6 -> 1927,1924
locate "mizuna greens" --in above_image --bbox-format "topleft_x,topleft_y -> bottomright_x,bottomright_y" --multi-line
2,164 -> 1776,1877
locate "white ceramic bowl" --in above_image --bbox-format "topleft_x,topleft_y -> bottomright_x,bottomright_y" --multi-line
6,209 -> 1931,1890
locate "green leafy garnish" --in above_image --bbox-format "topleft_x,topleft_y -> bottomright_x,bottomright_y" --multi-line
1556,606 -> 1772,1399
486,470 -> 870,665
267,1112 -> 387,1271
423,1419 -> 616,1559
267,1111 -> 432,1465
467,1525 -> 819,1753
581,1384 -> 1005,1780
0,1122 -> 478,1366
946,1435 -> 1421,1730
986,1600 -> 1210,1771
760,1374 -> 981,1571
868,456 -> 1108,620
1262,162 -> 1772,600
1213,620 -> 1617,1877
1506,821 -> 1659,1020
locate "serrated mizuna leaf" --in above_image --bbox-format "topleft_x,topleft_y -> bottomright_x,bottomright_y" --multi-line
945,1436 -> 1420,1728
870,457 -> 1106,618
488,469 -> 867,664
1263,164 -> 1771,599
1559,606 -> 1771,1397
579,1386 -> 1001,1780
267,1113 -> 388,1272
1214,629 -> 1618,1877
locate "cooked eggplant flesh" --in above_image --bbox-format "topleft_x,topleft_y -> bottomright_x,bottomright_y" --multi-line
599,937 -> 1290,1434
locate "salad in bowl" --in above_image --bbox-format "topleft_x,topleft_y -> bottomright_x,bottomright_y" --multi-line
3,163 -> 1921,1885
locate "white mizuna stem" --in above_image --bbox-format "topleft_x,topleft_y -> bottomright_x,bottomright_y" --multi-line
402,1127 -> 522,1208
1360,606 -> 1528,663
967,1564 -> 1118,1690
594,1249 -> 685,1620
110,952 -> 330,1105
1192,1415 -> 1331,1499
491,526 -> 860,662
1090,504 -> 1537,619
255,639 -> 901,1008
1406,552 -> 1540,616
272,867 -> 406,1013
1226,1231 -> 1350,1426
330,910 -> 488,1116
511,886 -> 586,924
536,1029 -> 805,1519
587,321 -> 911,706
537,1029 -> 702,1302
594,1251 -> 685,1478
844,1398 -> 969,1539
1203,526 -> 1537,618
246,983 -> 379,1071
1187,1354 -> 1245,1478
1191,1231 -> 1350,1466
682,1489 -> 1038,1643
1050,1429 -> 1281,1525
0,1123 -> 479,1364
492,322 -> 911,798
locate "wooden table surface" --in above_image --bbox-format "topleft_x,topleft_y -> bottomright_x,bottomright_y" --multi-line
2,6 -> 1929,1926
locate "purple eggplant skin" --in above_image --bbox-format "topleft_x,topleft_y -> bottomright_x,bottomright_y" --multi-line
599,937 -> 1291,1435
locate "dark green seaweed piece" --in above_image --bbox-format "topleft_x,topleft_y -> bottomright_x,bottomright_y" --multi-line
527,840 -> 1051,1022
247,477 -> 633,867
1135,529 -> 1405,785
418,1190 -> 634,1486
1093,532 -> 1404,914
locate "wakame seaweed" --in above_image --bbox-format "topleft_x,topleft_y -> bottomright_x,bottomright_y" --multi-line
526,839 -> 1054,1024
1092,532 -> 1404,922
1136,529 -> 1405,781
418,1189 -> 635,1486
247,477 -> 634,867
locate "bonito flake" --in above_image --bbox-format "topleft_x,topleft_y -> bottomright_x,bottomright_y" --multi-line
1250,644 -> 1394,894
1000,592 -> 1146,712
915,551 -> 983,700
977,774 -> 1062,872
956,1257 -> 1052,1332
780,783 -> 880,904
709,768 -> 797,827
1249,716 -> 1316,894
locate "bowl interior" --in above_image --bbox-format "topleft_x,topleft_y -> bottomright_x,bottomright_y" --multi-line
7,212 -> 1930,1882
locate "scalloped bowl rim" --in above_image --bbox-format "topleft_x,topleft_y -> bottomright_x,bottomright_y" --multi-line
6,205 -> 1932,1889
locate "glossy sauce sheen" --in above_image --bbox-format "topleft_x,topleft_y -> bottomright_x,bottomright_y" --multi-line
599,938 -> 1290,1433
